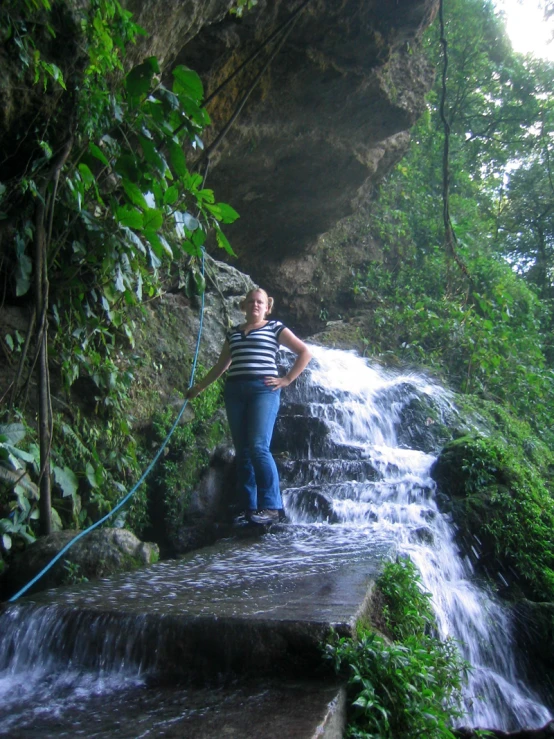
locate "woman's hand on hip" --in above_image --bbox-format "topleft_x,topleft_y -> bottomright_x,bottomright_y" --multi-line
264,376 -> 290,391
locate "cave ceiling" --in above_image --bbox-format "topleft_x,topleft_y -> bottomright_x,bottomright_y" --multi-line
3,0 -> 439,331
137,0 -> 439,329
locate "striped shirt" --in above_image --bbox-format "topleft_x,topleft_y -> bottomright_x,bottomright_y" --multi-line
226,320 -> 286,380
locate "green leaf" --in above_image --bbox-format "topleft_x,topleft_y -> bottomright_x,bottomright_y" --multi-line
121,179 -> 149,210
0,423 -> 26,445
88,142 -> 109,167
172,66 -> 204,101
145,231 -> 172,258
78,163 -> 95,189
51,507 -> 63,532
116,206 -> 144,229
54,465 -> 78,499
163,185 -> 179,205
125,57 -> 159,100
85,463 -> 102,488
174,94 -> 211,128
193,270 -> 206,294
214,226 -> 235,256
157,87 -> 180,111
204,202 -> 222,219
169,141 -> 188,178
191,228 -> 206,247
3,444 -> 35,463
114,265 -> 125,292
114,154 -> 140,181
216,202 -> 240,224
148,245 -> 162,269
198,188 -> 215,204
143,208 -> 163,230
145,230 -> 164,258
15,251 -> 32,296
138,135 -> 165,174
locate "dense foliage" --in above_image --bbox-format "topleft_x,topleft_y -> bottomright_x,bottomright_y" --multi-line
356,0 -> 554,445
432,416 -> 554,602
327,558 -> 467,739
143,375 -> 226,551
0,0 -> 235,549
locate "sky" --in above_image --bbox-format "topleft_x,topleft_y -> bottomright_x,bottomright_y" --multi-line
495,0 -> 554,60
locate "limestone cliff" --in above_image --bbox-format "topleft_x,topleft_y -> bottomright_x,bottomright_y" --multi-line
1,0 -> 437,330
124,0 -> 438,329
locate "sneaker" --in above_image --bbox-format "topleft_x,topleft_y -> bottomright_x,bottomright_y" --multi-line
233,510 -> 256,525
250,509 -> 280,525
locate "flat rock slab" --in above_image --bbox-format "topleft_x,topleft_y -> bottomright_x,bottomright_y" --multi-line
2,678 -> 346,739
6,524 -> 394,679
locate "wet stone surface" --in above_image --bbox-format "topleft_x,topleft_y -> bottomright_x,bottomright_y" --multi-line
0,678 -> 346,739
2,526 -> 394,682
21,527 -> 390,621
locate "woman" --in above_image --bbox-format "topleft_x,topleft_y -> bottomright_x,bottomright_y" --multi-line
187,287 -> 312,524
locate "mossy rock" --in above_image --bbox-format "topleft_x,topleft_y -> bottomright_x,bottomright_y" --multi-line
431,434 -> 554,603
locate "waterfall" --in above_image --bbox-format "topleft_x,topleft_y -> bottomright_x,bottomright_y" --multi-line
277,345 -> 551,731
0,344 -> 551,735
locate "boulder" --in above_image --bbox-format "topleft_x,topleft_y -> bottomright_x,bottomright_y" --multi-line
2,528 -> 159,599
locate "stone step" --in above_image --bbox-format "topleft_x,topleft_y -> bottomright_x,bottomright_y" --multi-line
3,678 -> 346,739
276,456 -> 378,487
4,530 -> 390,682
273,415 -> 368,460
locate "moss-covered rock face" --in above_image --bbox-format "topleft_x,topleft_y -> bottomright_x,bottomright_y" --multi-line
108,256 -> 254,427
431,434 -> 554,603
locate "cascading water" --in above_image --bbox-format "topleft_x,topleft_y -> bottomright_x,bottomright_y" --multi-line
277,345 -> 551,731
0,344 -> 551,736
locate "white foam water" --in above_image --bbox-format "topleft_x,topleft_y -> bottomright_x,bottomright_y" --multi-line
282,345 -> 551,730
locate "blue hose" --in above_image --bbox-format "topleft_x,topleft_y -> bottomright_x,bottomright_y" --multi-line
9,252 -> 207,602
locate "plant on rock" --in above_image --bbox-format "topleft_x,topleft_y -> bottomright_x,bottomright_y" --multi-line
432,433 -> 554,602
0,422 -> 39,553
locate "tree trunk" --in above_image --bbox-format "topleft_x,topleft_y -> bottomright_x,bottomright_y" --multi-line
35,197 -> 52,536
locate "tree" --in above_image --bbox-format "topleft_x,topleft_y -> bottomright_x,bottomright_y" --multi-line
356,0 -> 554,437
501,160 -> 554,299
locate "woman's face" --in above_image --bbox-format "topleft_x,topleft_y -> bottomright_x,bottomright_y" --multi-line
244,290 -> 268,321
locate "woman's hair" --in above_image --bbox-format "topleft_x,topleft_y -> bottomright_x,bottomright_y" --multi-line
240,287 -> 274,317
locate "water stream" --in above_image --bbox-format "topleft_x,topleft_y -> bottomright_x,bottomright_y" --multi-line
0,345 -> 551,735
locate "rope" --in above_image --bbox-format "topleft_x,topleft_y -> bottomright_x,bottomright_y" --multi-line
8,250 -> 207,602
193,0 -> 312,169
203,0 -> 312,107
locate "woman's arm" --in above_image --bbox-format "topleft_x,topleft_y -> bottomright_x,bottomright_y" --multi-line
186,341 -> 232,399
264,328 -> 312,390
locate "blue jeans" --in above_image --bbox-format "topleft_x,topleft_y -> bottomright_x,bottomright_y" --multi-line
224,379 -> 282,511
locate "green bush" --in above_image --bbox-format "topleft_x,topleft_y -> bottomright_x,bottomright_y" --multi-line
142,373 -> 227,541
